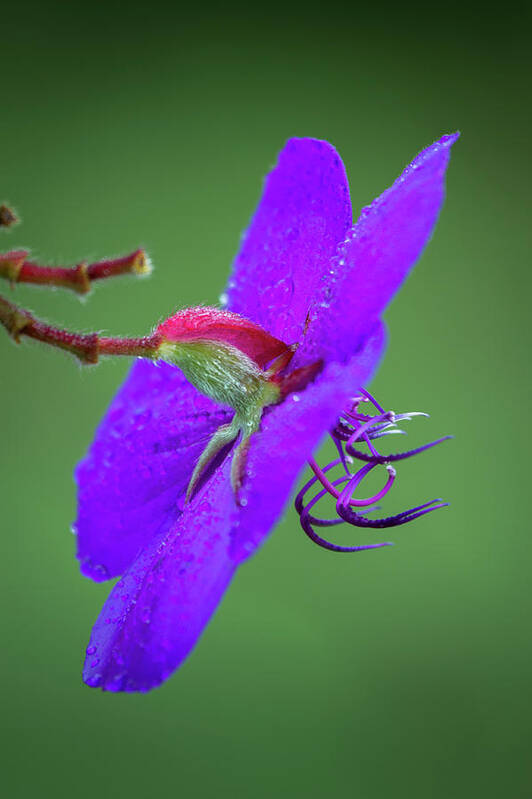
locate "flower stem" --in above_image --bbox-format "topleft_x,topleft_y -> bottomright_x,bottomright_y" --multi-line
0,249 -> 151,294
0,293 -> 161,364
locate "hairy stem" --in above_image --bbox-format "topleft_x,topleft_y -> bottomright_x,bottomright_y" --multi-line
0,249 -> 151,294
0,293 -> 161,364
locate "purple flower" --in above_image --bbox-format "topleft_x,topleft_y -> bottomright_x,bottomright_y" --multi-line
76,133 -> 458,692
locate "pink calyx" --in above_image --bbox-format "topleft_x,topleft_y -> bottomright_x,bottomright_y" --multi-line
157,307 -> 291,368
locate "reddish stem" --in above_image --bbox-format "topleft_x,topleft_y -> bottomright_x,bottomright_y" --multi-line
0,249 -> 151,294
0,293 -> 161,364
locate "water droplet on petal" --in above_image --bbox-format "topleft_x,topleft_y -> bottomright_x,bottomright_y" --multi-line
85,673 -> 102,687
140,606 -> 151,624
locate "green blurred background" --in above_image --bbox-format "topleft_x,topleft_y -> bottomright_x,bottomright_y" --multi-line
1,1 -> 530,797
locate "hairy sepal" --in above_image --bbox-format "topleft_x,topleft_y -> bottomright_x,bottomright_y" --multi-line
157,307 -> 290,369
157,338 -> 280,415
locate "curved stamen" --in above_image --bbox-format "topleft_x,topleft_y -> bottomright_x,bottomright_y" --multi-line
308,458 -> 395,508
296,388 -> 450,551
345,413 -> 394,449
299,480 -> 393,552
368,427 -> 407,440
338,463 -> 396,509
362,431 -> 381,458
306,504 -> 382,527
336,499 -> 448,528
346,436 -> 453,464
332,434 -> 351,474
359,387 -> 385,413
294,458 -> 342,514
299,475 -> 352,527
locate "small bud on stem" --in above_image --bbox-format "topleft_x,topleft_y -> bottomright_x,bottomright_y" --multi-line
0,249 -> 151,294
0,205 -> 18,228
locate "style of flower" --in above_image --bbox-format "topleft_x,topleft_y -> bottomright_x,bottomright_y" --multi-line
0,133 -> 458,691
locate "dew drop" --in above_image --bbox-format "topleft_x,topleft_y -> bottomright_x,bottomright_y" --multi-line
85,673 -> 102,687
93,563 -> 110,579
140,607 -> 151,624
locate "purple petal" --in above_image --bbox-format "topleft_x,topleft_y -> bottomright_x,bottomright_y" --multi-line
83,324 -> 385,691
227,138 -> 352,344
83,465 -> 238,692
299,134 -> 459,365
75,359 -> 231,581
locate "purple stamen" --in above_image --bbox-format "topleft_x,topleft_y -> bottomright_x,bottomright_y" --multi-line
367,428 -> 407,440
359,387 -> 385,413
336,499 -> 448,528
346,436 -> 453,464
294,458 -> 342,514
301,520 -> 393,552
308,457 -> 396,508
346,413 -> 394,449
299,475 -> 353,527
332,434 -> 351,474
362,431 -> 381,458
336,463 -> 396,511
299,480 -> 393,552
295,388 -> 450,551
